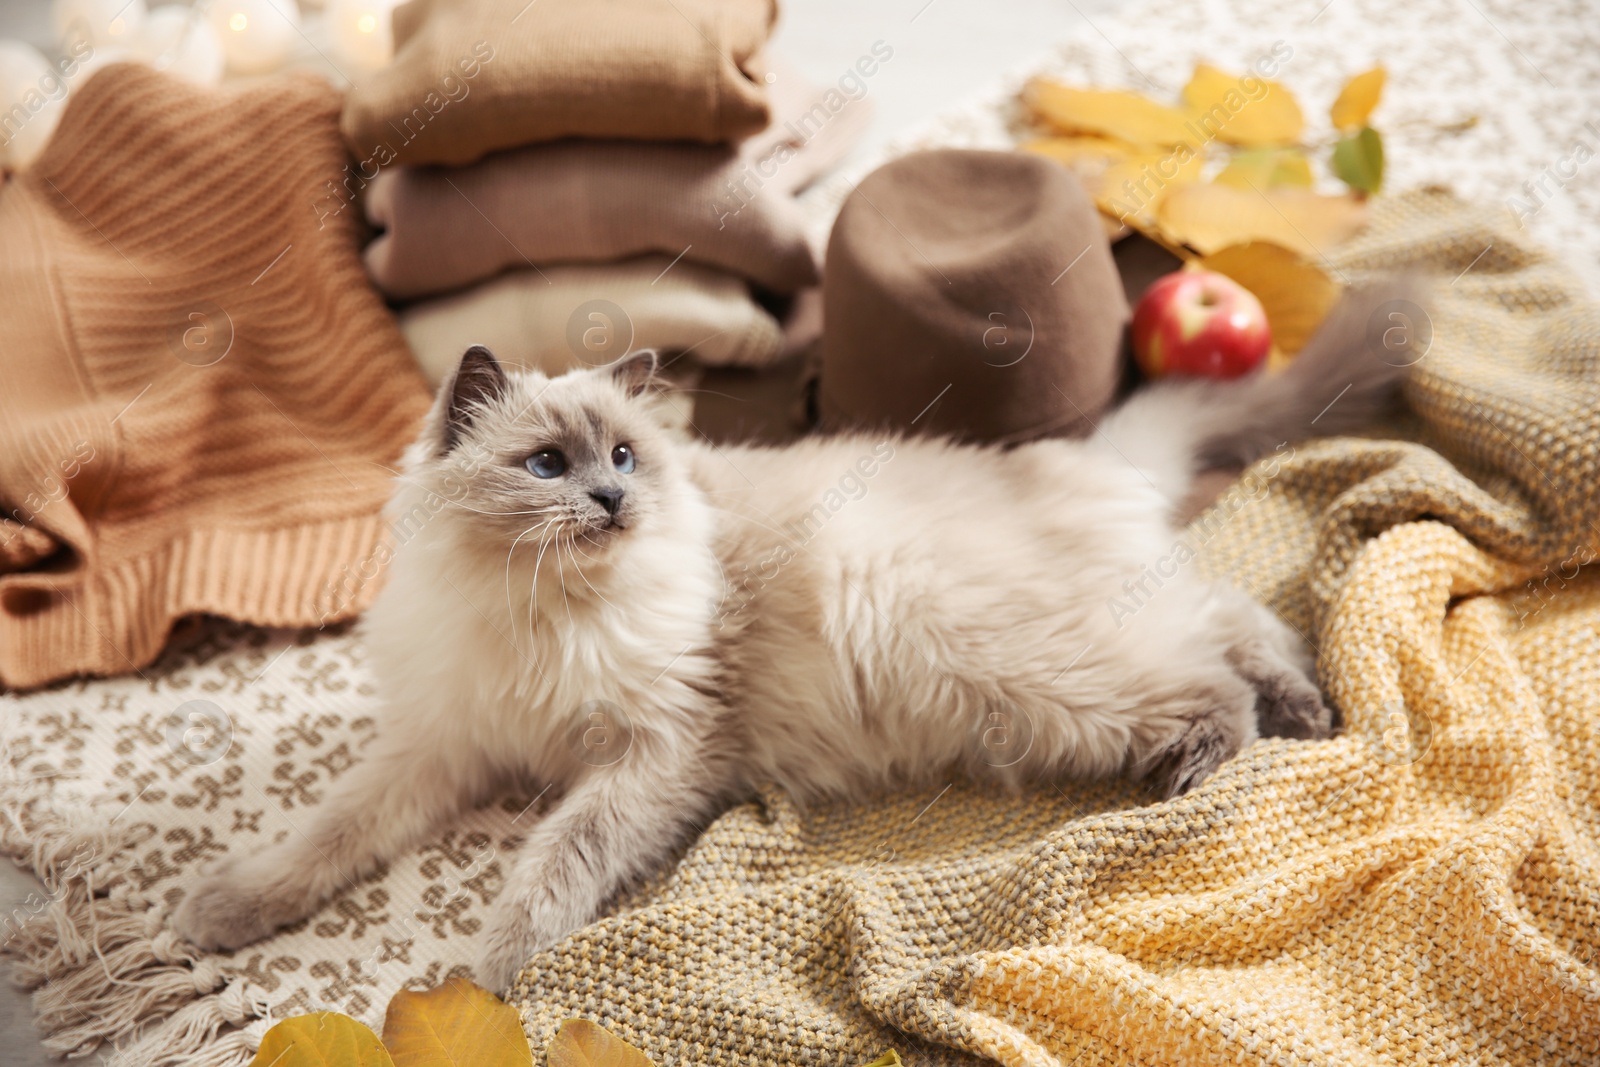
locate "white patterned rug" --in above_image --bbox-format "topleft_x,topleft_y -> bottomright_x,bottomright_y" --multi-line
3,0 -> 1597,1063
1,621 -> 550,1064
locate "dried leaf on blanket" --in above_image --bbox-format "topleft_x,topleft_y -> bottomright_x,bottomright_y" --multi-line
1024,79 -> 1195,146
383,977 -> 533,1067
1212,146 -> 1313,190
1330,66 -> 1387,130
1156,183 -> 1368,256
1181,62 -> 1306,145
546,1019 -> 658,1067
251,1012 -> 392,1067
1196,241 -> 1342,356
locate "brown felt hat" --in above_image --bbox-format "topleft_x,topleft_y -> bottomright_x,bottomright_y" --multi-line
819,149 -> 1128,443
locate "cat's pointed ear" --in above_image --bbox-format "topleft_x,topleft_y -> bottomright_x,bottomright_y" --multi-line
442,345 -> 509,451
609,349 -> 661,398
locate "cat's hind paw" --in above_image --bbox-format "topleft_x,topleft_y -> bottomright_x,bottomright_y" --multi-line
1139,715 -> 1240,799
1254,672 -> 1335,740
1231,649 -> 1335,740
171,861 -> 287,952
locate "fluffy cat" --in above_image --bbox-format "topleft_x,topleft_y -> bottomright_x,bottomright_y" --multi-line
175,283 -> 1412,988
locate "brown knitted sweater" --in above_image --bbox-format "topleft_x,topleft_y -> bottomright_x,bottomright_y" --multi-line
0,64 -> 431,690
341,0 -> 778,167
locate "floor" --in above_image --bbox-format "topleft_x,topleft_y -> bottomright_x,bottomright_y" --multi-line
0,861 -> 49,1066
0,0 -> 1120,1060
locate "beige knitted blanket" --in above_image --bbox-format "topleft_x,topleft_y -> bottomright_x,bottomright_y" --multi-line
4,1 -> 1599,1064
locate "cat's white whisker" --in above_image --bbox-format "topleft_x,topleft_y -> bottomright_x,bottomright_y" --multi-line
527,519 -> 562,639
563,538 -> 621,612
554,539 -> 574,623
504,517 -> 557,646
567,534 -> 604,563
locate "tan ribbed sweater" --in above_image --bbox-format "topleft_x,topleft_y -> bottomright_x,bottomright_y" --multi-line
0,64 -> 431,690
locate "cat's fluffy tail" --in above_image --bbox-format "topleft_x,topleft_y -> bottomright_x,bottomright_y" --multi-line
1092,276 -> 1427,503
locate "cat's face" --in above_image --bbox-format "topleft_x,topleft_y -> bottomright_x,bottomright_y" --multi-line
414,347 -> 682,556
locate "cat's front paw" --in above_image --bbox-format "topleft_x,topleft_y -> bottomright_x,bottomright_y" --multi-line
171,861 -> 294,951
475,938 -> 532,995
475,897 -> 551,992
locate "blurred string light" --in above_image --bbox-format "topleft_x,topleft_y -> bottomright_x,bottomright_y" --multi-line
205,0 -> 302,75
0,40 -> 68,169
328,0 -> 400,69
8,0 -> 400,170
141,5 -> 224,85
3,0 -> 142,170
52,0 -> 147,48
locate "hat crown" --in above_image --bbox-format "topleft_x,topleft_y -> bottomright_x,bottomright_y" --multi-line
821,149 -> 1129,442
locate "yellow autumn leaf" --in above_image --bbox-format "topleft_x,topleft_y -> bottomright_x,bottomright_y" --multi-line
382,977 -> 532,1067
1023,135 -> 1135,207
1182,62 -> 1304,145
1197,242 -> 1342,355
1024,135 -> 1201,233
1025,78 -> 1196,147
1157,183 -> 1368,256
547,1019 -> 658,1067
1022,138 -> 1167,242
1021,135 -> 1136,169
1096,147 -> 1205,229
1330,67 -> 1386,131
1214,147 -> 1313,190
859,1054 -> 905,1067
251,1013 -> 395,1067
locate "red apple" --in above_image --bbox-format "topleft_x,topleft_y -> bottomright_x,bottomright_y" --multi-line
1131,269 -> 1272,380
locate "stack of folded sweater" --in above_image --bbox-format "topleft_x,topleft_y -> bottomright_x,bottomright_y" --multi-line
341,0 -> 866,385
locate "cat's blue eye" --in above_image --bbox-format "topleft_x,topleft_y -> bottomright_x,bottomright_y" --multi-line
525,450 -> 567,479
611,444 -> 635,474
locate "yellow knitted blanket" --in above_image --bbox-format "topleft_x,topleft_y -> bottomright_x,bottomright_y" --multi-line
507,192 -> 1600,1065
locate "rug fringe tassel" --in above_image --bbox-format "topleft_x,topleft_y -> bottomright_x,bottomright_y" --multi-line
101,981 -> 270,1067
1,769 -> 270,1062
